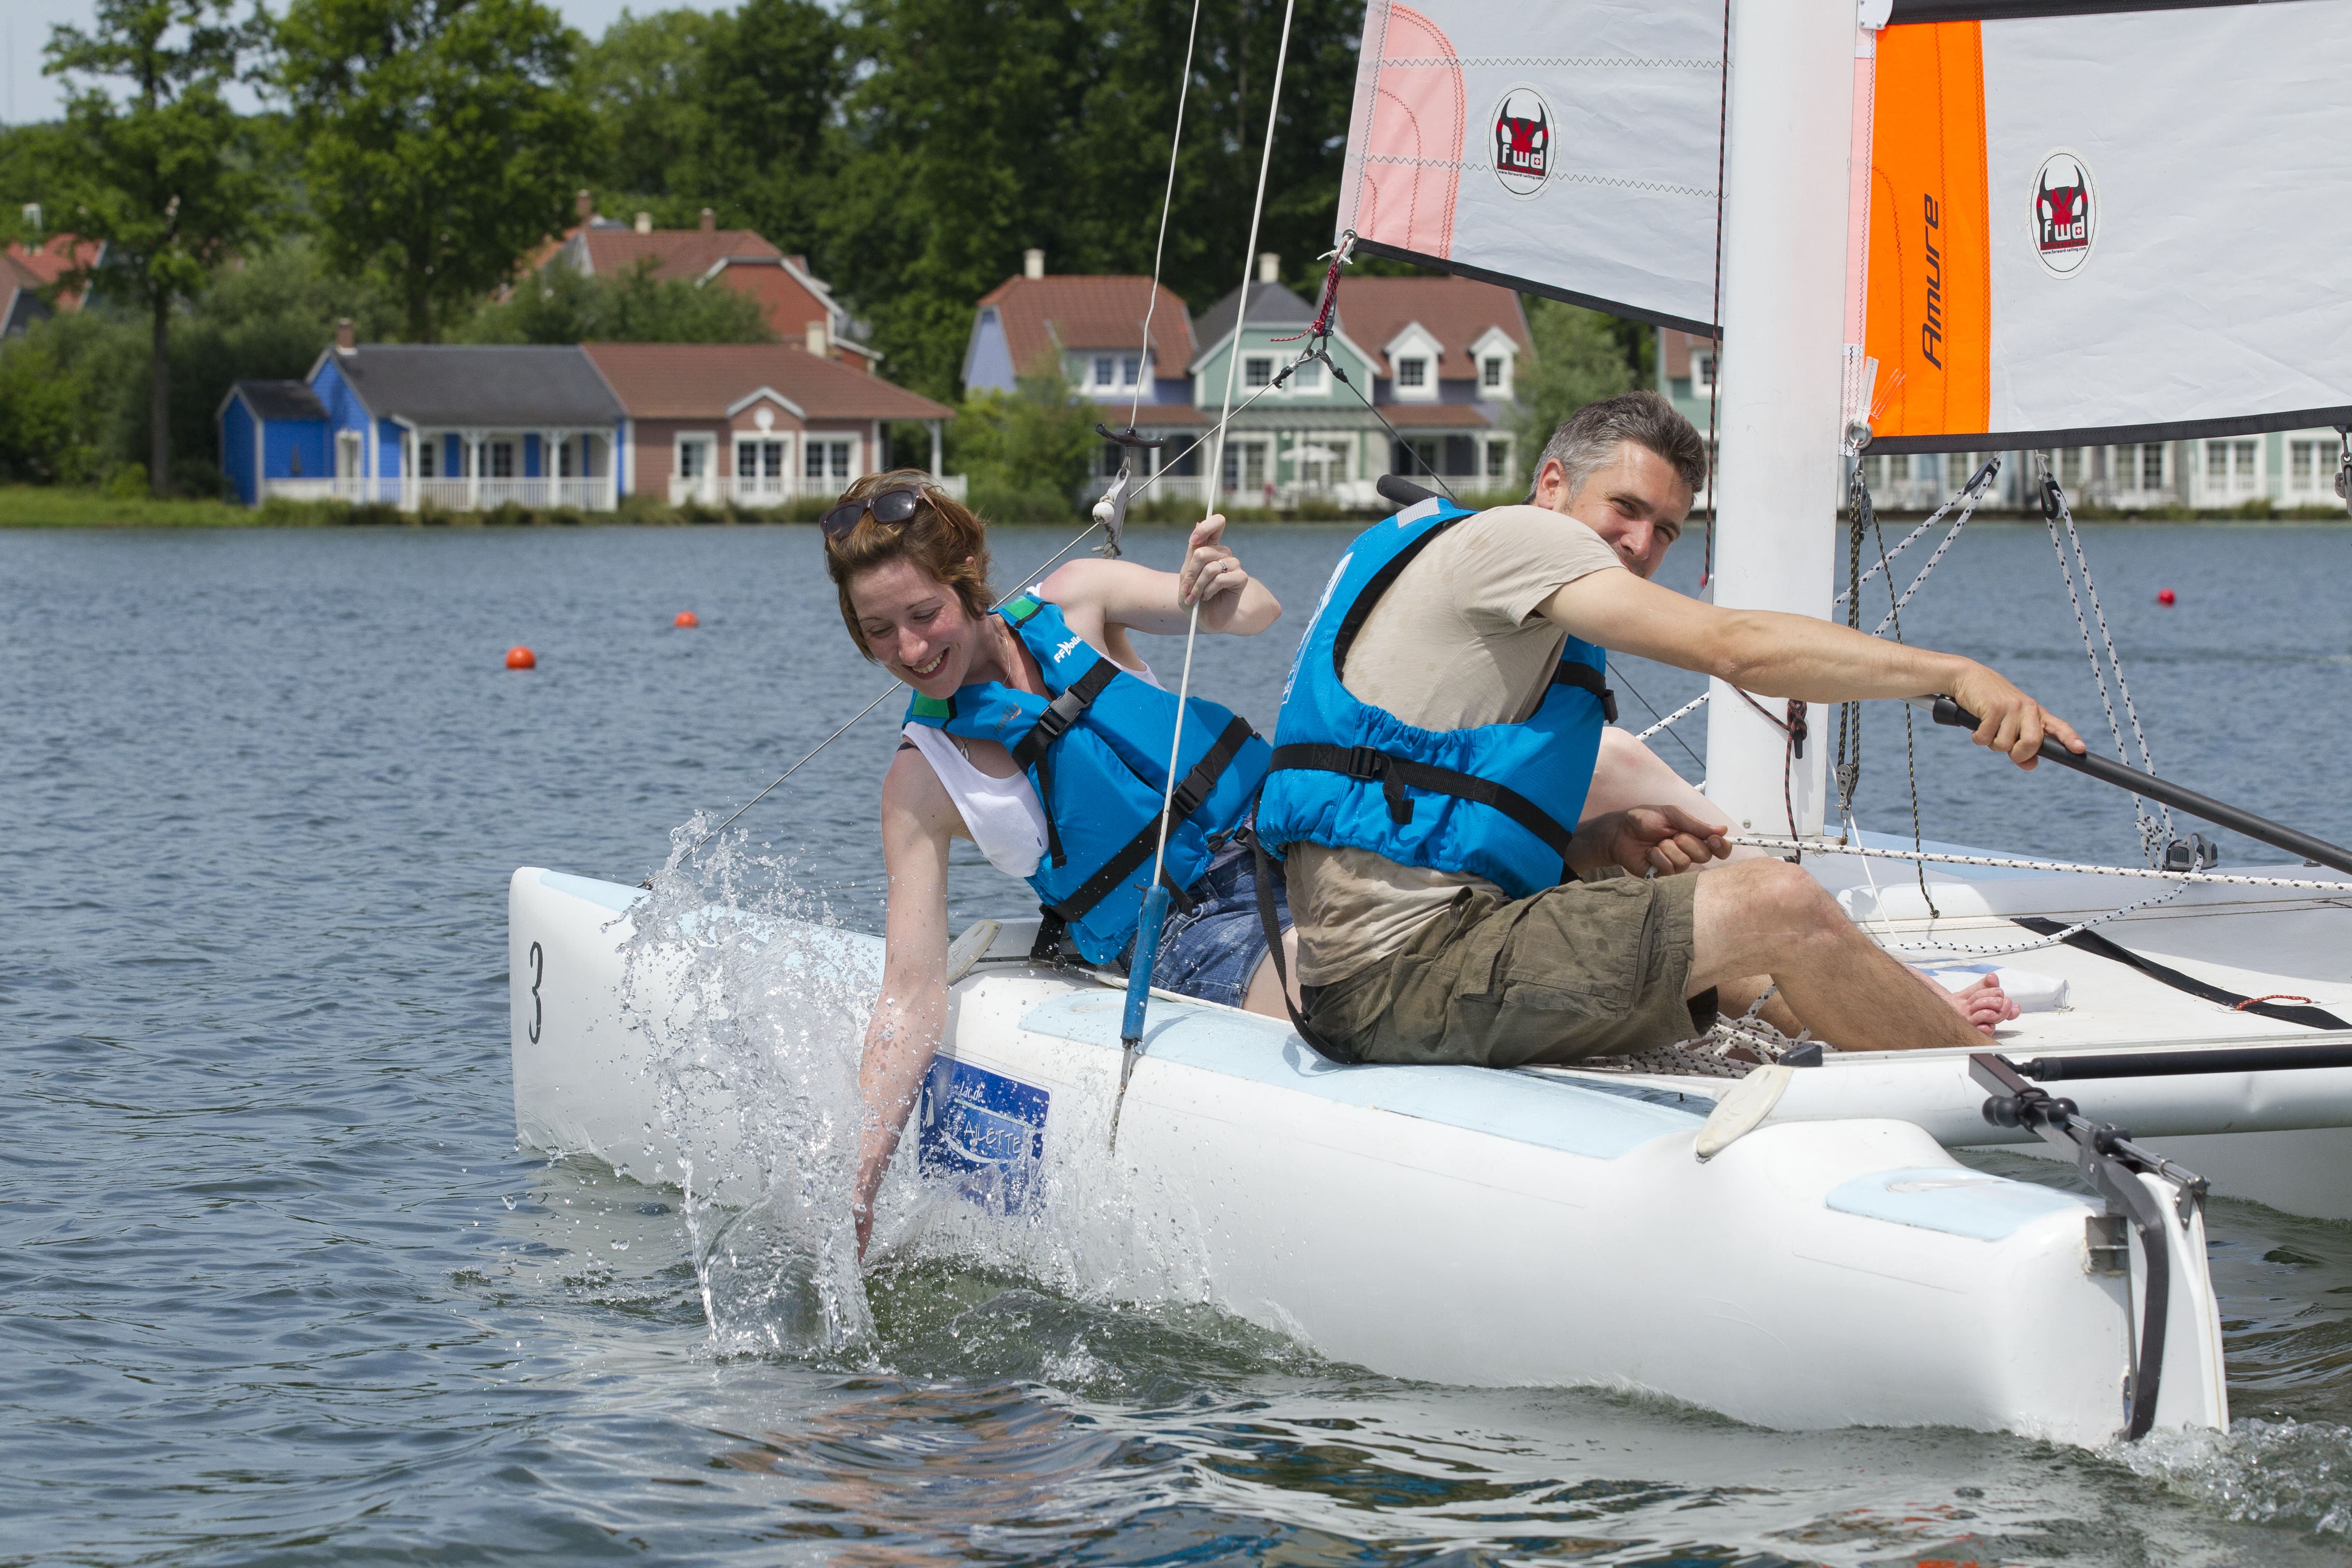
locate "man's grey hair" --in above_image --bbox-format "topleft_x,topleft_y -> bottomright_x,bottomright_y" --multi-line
1534,390 -> 1709,501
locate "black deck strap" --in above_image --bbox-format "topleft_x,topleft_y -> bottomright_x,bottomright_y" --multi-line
1550,659 -> 1617,723
1046,714 -> 1256,925
1029,908 -> 1073,965
2011,916 -> 2352,1030
1268,742 -> 1575,873
1249,828 -> 1356,1063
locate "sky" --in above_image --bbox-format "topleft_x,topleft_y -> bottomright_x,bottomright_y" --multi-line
3,0 -> 715,127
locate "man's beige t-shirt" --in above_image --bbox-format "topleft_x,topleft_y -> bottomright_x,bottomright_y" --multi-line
1286,504 -> 1624,986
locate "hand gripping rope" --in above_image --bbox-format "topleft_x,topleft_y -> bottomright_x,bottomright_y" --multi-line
1111,0 -> 1301,1153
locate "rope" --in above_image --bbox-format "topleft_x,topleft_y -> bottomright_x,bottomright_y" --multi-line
1635,691 -> 1708,743
1126,0 -> 1204,430
1832,455 -> 1997,613
1698,0 -> 1730,587
1607,662 -> 1705,772
2039,458 -> 2172,862
1151,0 -> 1298,894
1731,836 -> 2352,893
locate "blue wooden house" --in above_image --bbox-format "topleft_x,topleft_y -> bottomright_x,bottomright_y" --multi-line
220,328 -> 628,509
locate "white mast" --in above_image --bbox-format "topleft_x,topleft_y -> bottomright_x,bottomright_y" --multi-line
1700,0 -> 1869,842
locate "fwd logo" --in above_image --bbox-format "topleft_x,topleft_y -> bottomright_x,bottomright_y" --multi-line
1053,636 -> 1082,661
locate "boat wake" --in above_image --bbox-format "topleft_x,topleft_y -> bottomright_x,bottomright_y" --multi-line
2115,1417 -> 2352,1535
622,816 -> 878,1359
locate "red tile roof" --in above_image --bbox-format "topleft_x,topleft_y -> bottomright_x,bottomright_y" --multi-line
4,235 -> 105,310
1333,275 -> 1530,380
973,275 -> 1194,378
573,228 -> 784,283
581,343 -> 952,422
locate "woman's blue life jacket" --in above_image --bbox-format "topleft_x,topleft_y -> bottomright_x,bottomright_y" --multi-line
1252,498 -> 1617,899
902,594 -> 1272,965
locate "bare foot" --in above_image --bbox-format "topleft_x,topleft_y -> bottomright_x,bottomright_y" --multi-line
1909,968 -> 2021,1036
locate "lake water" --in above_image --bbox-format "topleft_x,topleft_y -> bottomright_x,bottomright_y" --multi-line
11,517 -> 2352,1566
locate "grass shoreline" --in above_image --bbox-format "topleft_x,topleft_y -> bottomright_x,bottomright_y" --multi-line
2,484 -> 2344,529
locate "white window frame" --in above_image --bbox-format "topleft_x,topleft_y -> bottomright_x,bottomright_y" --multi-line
675,433 -> 716,480
1395,357 -> 1428,391
1384,322 -> 1444,403
335,429 -> 362,480
1243,355 -> 1274,390
1221,436 -> 1272,493
1290,357 -> 1324,393
804,436 -> 855,485
415,434 -> 437,479
1468,327 -> 1519,401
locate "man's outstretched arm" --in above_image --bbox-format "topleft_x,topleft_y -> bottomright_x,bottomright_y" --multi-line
1539,568 -> 2085,768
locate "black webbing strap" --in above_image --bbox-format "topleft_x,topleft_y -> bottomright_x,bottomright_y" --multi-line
1045,714 -> 1256,925
1550,659 -> 1617,723
1265,742 -> 1576,878
1249,829 -> 1356,1063
1011,659 -> 1120,869
2011,917 -> 2352,1030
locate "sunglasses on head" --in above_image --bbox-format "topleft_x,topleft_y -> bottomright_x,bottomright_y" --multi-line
820,485 -> 931,541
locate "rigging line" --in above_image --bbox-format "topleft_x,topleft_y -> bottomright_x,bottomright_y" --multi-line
2039,458 -> 2169,860
1699,0 -> 1730,588
1607,662 -> 1704,772
1635,690 -> 1708,743
1325,355 -> 1456,500
1127,0 -> 1206,429
1832,457 -> 1995,609
1729,836 -> 2352,893
1872,501 -> 1938,919
1151,0 -> 1297,897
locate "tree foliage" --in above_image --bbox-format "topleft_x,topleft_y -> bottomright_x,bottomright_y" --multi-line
952,359 -> 1099,522
1512,298 -> 1643,483
819,0 -> 1365,401
459,259 -> 774,345
276,0 -> 595,341
42,0 -> 279,494
576,0 -> 845,243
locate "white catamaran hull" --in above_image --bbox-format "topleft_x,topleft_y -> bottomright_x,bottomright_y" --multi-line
510,866 -> 2230,1445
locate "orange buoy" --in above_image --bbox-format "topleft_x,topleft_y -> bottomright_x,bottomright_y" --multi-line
674,611 -> 699,628
505,646 -> 537,669
2157,588 -> 2177,606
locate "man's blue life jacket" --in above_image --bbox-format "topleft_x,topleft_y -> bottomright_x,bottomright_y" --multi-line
1253,498 -> 1616,899
903,594 -> 1271,965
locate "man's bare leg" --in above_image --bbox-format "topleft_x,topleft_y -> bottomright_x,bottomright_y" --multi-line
1687,859 -> 1988,1053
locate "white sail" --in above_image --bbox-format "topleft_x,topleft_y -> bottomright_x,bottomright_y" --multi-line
1336,0 -> 1727,333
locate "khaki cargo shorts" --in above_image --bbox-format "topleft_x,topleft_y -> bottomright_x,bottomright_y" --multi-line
1299,874 -> 1717,1068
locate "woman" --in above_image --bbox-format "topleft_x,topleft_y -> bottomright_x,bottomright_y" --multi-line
822,472 -> 1296,1251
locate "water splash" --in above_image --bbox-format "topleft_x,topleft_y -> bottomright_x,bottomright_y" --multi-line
2113,1417 -> 2352,1534
619,814 -> 879,1357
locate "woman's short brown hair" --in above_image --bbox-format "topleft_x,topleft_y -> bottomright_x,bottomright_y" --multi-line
822,470 -> 998,660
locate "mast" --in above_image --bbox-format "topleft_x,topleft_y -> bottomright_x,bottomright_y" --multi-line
1700,0 -> 1868,842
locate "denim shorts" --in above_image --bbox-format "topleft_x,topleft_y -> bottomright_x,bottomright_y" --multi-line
1121,845 -> 1292,1009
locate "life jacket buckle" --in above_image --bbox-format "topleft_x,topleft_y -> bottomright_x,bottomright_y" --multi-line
1344,745 -> 1387,782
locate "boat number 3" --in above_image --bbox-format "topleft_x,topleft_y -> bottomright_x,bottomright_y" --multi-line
527,941 -> 544,1044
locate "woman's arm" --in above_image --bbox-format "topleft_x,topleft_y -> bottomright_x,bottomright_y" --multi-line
1040,515 -> 1281,644
850,747 -> 959,1255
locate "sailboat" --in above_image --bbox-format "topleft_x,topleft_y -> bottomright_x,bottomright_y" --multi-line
508,0 -> 2352,1444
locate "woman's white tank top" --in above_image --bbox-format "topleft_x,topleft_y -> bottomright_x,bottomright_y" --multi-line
901,615 -> 1159,879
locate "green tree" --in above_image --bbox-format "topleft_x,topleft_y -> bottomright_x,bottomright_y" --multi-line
0,332 -> 103,484
822,0 -> 1363,401
577,0 -> 846,244
42,0 -> 277,496
952,357 -> 1097,521
276,0 -> 595,341
459,258 -> 773,344
1512,297 -> 1640,483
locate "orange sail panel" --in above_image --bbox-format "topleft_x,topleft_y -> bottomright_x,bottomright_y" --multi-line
1863,22 -> 1989,444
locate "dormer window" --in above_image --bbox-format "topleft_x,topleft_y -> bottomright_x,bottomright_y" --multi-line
1482,356 -> 1504,388
1292,357 -> 1323,392
1122,355 -> 1142,385
1244,355 -> 1273,388
1693,352 -> 1717,391
1396,357 -> 1427,388
1093,355 -> 1115,387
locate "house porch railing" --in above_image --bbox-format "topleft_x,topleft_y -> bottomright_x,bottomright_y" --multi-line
665,473 -> 969,508
261,477 -> 620,511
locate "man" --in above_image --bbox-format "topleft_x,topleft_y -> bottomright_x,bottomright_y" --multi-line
1252,391 -> 2079,1066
